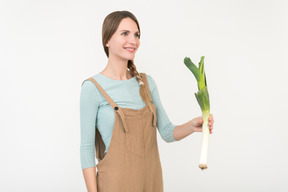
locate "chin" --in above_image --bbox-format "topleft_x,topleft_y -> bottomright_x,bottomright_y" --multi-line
128,57 -> 135,60
124,56 -> 136,61
118,53 -> 136,61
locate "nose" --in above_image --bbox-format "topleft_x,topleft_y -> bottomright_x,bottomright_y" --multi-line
128,34 -> 138,44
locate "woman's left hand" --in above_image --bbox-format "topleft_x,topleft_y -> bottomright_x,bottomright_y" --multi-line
191,114 -> 214,134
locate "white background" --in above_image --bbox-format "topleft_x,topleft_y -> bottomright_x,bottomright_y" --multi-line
1,0 -> 287,191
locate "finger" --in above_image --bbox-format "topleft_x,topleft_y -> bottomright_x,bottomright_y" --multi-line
209,118 -> 214,124
209,117 -> 212,121
209,114 -> 213,121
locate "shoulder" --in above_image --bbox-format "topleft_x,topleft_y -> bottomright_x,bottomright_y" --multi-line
80,74 -> 102,96
142,73 -> 156,92
81,78 -> 96,91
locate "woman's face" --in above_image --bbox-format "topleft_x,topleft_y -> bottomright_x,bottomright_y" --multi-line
106,17 -> 140,61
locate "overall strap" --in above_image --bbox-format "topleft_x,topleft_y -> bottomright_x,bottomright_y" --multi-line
86,77 -> 118,108
140,73 -> 152,103
82,77 -> 129,132
140,73 -> 157,127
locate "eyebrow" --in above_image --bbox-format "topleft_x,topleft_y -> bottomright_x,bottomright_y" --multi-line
119,30 -> 140,33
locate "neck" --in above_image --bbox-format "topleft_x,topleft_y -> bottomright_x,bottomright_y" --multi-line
101,55 -> 133,80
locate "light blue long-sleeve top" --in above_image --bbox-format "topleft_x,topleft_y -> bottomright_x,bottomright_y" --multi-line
80,72 -> 177,169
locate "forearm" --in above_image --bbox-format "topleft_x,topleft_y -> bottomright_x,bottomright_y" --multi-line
173,120 -> 194,141
82,167 -> 98,192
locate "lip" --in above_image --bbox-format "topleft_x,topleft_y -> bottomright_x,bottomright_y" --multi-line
124,47 -> 136,53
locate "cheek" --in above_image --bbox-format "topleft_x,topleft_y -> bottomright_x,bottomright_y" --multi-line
109,41 -> 124,52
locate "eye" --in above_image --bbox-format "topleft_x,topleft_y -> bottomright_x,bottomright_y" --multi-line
121,32 -> 128,36
135,33 -> 140,38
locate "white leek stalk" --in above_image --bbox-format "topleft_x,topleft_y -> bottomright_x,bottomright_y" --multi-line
184,56 -> 210,170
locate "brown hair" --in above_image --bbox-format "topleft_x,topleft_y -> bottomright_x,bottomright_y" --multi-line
102,11 -> 154,112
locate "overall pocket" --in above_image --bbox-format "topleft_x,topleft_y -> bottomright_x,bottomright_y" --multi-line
125,113 -> 145,157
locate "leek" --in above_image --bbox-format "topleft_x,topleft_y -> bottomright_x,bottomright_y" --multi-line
184,56 -> 210,170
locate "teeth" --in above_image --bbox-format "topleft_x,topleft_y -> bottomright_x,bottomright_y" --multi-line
125,48 -> 135,50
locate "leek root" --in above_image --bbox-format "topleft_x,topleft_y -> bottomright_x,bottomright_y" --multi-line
184,56 -> 210,170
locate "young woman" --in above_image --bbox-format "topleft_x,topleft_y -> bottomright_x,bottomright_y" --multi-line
80,10 -> 214,192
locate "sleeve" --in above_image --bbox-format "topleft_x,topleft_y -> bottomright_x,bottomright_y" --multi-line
146,74 -> 178,143
80,80 -> 99,169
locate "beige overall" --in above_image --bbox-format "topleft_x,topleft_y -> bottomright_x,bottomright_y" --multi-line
83,73 -> 164,192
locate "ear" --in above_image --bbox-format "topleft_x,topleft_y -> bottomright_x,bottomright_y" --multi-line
106,42 -> 109,47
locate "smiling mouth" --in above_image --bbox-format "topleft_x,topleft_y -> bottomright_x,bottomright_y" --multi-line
124,47 -> 136,50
